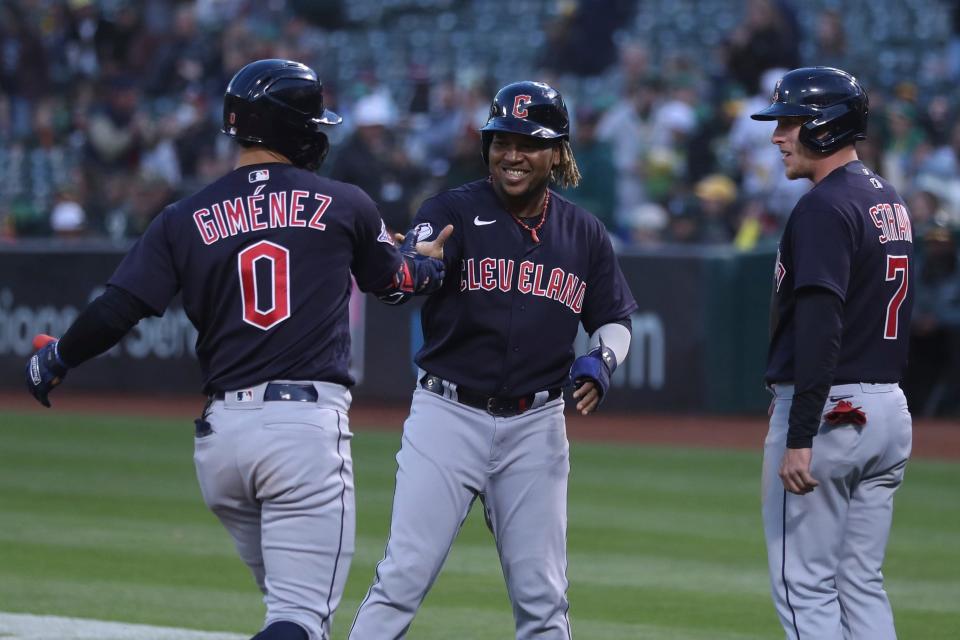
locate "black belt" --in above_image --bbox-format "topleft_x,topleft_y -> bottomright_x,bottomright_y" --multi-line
420,374 -> 561,417
213,383 -> 318,402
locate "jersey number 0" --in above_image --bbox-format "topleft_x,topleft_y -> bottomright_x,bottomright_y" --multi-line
238,240 -> 291,330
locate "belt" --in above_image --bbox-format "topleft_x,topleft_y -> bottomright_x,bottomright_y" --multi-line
420,374 -> 561,417
213,383 -> 318,402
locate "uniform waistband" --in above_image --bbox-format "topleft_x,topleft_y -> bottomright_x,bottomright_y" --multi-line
770,382 -> 900,399
419,373 -> 561,417
210,380 -> 351,412
214,383 -> 317,402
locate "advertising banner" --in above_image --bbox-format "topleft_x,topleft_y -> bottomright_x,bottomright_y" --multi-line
0,246 -> 772,413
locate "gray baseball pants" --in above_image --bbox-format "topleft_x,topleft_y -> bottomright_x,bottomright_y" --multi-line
349,384 -> 571,639
194,381 -> 355,640
762,382 -> 912,640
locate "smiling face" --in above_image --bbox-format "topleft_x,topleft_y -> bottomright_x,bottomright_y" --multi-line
771,116 -> 820,181
487,132 -> 560,205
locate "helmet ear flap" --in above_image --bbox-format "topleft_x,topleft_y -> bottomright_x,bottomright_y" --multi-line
317,135 -> 330,166
480,131 -> 493,165
799,119 -> 831,153
798,101 -> 866,153
244,110 -> 265,141
301,133 -> 330,172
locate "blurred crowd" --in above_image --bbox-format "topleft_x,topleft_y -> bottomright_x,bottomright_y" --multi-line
2,0 -> 959,414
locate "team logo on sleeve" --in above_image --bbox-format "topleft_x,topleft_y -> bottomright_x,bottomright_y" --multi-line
774,249 -> 786,292
414,222 -> 434,242
377,220 -> 393,244
248,169 -> 270,183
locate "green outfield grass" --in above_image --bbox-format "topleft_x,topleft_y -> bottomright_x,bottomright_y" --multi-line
0,411 -> 957,639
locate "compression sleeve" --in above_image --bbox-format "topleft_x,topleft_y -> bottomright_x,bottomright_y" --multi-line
57,285 -> 154,367
590,319 -> 632,366
787,287 -> 843,448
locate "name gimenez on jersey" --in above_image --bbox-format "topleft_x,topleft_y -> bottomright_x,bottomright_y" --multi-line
460,258 -> 587,313
192,189 -> 333,245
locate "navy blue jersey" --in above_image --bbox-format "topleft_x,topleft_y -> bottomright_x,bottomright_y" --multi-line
766,161 -> 914,384
109,162 -> 401,393
411,179 -> 638,396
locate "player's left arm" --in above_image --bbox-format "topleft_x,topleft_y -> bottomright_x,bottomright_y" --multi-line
569,221 -> 639,415
344,190 -> 444,304
570,320 -> 632,415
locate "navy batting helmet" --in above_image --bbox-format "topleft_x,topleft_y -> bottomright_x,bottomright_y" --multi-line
480,81 -> 569,164
750,66 -> 868,154
222,59 -> 341,171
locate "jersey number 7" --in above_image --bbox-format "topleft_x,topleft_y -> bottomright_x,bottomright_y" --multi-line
884,255 -> 909,340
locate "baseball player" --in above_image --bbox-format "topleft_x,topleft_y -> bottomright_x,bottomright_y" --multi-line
348,81 -> 638,639
24,59 -> 448,640
752,67 -> 914,640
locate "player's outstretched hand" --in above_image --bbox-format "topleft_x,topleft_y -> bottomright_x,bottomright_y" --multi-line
379,227 -> 451,305
394,224 -> 454,260
779,448 -> 819,495
25,334 -> 69,408
417,224 -> 454,259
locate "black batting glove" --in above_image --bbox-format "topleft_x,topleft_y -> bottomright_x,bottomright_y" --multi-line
397,228 -> 446,294
25,340 -> 69,408
377,230 -> 446,305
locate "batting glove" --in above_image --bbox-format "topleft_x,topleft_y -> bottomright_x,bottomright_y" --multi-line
398,228 -> 447,292
25,338 -> 69,408
378,230 -> 446,304
568,340 -> 618,406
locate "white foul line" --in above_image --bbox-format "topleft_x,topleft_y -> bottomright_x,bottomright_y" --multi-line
0,612 -> 247,640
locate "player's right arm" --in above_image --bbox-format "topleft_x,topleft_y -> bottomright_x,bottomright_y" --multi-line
26,208 -> 179,408
780,194 -> 853,493
778,285 -> 839,494
25,285 -> 155,407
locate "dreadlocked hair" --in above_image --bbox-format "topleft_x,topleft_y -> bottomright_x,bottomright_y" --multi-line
551,140 -> 581,189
